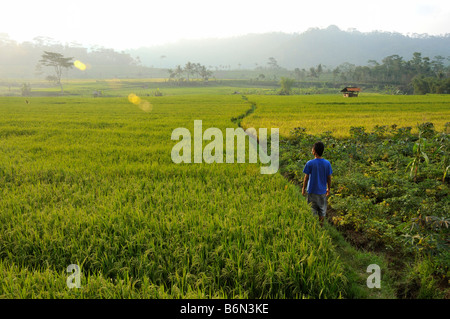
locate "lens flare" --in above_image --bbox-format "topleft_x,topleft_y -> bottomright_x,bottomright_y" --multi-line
128,93 -> 141,105
128,93 -> 153,112
139,100 -> 153,112
74,60 -> 87,71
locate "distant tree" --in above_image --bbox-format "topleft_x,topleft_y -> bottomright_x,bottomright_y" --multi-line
168,65 -> 185,83
332,67 -> 340,82
38,51 -> 73,92
279,77 -> 296,95
267,57 -> 280,69
381,55 -> 404,82
175,65 -> 184,80
412,75 -> 432,94
133,56 -> 141,66
184,62 -> 195,81
293,68 -> 301,80
308,67 -> 318,79
294,68 -> 306,81
21,83 -> 31,96
422,56 -> 431,75
167,68 -> 176,81
198,65 -> 212,82
192,63 -> 204,79
433,78 -> 450,93
412,75 -> 450,94
431,55 -> 445,76
410,52 -> 423,74
316,64 -> 323,79
168,62 -> 212,83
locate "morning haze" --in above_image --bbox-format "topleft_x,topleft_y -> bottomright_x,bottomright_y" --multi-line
1,27 -> 449,79
0,0 -> 449,303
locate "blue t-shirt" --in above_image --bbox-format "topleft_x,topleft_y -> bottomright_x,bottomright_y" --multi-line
303,158 -> 332,195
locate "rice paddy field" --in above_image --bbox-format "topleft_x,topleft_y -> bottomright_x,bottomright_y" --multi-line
241,94 -> 450,138
0,92 -> 346,299
0,81 -> 448,299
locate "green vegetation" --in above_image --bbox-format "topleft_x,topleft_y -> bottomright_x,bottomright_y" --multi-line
282,124 -> 449,298
412,76 -> 450,95
167,62 -> 213,83
38,51 -> 74,93
0,94 -> 346,298
1,80 -> 448,299
243,95 -> 449,298
279,77 -> 296,95
0,78 -> 263,98
2,29 -> 449,96
242,94 -> 450,137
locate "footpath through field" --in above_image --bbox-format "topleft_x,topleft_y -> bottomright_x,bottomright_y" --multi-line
239,93 -> 450,299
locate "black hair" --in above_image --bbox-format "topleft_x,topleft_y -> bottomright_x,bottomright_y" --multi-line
313,141 -> 325,157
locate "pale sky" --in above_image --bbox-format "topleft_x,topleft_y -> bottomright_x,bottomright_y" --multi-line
1,0 -> 449,49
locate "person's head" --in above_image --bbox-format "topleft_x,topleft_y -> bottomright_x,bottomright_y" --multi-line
312,141 -> 325,157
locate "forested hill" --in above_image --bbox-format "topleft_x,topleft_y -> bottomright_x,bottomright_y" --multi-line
129,26 -> 450,69
1,26 -> 448,79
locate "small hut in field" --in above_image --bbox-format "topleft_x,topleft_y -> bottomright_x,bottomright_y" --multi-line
341,87 -> 361,97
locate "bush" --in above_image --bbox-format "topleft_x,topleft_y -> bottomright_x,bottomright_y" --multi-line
279,77 -> 296,95
21,83 -> 31,96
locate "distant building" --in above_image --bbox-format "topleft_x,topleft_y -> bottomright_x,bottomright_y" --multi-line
341,87 -> 361,97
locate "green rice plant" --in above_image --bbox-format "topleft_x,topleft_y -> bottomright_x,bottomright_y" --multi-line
241,94 -> 450,138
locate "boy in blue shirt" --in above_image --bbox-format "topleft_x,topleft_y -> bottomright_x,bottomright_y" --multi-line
302,141 -> 332,226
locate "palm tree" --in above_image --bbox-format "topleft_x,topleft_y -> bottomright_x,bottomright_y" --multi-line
184,62 -> 194,81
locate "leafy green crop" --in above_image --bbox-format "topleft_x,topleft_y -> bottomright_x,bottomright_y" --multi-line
278,123 -> 449,298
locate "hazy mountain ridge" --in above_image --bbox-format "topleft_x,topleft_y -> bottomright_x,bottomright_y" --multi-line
1,26 -> 449,79
128,26 -> 450,69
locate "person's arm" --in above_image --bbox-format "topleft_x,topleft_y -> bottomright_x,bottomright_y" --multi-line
326,175 -> 331,196
302,174 -> 309,196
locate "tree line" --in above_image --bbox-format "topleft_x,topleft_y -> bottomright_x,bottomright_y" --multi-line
0,34 -> 149,79
167,62 -> 213,83
3,31 -> 448,95
288,52 -> 449,94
